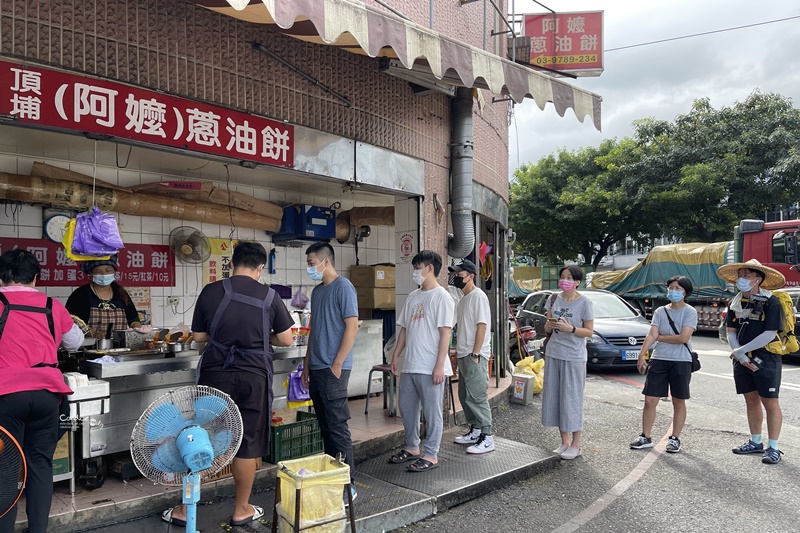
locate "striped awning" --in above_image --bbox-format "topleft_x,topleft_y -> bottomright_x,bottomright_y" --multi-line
190,0 -> 602,130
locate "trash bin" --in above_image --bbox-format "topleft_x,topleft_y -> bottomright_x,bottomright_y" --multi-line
274,454 -> 351,533
510,373 -> 535,405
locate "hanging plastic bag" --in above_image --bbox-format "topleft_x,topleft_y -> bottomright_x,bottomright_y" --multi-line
291,286 -> 309,309
72,206 -> 124,257
62,218 -> 112,262
288,363 -> 311,402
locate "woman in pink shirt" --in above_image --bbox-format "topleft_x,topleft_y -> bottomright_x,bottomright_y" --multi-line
0,250 -> 83,533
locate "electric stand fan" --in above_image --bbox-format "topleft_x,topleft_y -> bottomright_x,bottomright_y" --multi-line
130,386 -> 243,533
0,426 -> 26,520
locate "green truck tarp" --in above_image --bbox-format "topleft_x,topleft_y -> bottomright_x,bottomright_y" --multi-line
591,242 -> 735,300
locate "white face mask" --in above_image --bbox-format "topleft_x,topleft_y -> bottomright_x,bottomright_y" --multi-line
412,268 -> 426,286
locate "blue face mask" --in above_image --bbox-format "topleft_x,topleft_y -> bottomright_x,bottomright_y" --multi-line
92,274 -> 115,286
307,262 -> 325,282
736,277 -> 753,292
667,290 -> 684,303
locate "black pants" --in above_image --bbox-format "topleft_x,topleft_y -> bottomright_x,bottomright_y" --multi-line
0,390 -> 61,533
308,368 -> 355,483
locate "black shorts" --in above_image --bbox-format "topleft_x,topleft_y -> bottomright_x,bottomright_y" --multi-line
733,353 -> 782,398
642,359 -> 691,400
199,369 -> 271,459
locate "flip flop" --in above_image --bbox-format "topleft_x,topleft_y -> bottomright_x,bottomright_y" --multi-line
161,507 -> 186,527
230,504 -> 264,527
389,449 -> 420,463
406,458 -> 439,472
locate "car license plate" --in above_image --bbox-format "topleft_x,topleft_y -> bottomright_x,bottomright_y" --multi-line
622,350 -> 639,361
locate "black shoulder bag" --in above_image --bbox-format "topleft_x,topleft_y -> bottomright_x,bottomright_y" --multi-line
664,308 -> 701,372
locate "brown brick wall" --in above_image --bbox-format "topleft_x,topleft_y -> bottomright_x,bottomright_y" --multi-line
0,0 -> 508,212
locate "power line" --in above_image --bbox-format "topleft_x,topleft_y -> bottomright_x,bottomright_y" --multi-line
605,15 -> 800,52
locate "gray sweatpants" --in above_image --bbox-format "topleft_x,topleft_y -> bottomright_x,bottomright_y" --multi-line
399,372 -> 445,459
541,357 -> 585,433
457,356 -> 492,434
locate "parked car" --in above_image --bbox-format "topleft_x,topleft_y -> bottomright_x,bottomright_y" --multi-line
719,288 -> 800,357
515,289 -> 652,370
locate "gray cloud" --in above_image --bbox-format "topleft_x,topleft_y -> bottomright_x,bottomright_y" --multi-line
509,0 -> 800,176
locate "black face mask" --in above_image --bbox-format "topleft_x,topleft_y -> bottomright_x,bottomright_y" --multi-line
452,276 -> 466,289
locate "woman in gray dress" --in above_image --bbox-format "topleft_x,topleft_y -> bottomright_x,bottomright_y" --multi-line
542,265 -> 594,460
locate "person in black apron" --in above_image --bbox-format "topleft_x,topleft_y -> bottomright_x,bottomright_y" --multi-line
65,255 -> 149,339
0,250 -> 84,533
161,242 -> 294,528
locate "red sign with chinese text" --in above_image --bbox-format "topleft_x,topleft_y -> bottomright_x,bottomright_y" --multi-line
0,239 -> 175,287
0,61 -> 294,167
524,11 -> 603,74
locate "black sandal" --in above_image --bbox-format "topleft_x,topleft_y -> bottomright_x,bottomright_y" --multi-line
406,458 -> 439,472
389,449 -> 419,463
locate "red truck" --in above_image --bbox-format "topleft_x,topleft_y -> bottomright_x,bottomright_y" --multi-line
736,219 -> 800,287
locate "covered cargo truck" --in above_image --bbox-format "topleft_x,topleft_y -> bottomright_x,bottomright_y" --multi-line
591,242 -> 735,331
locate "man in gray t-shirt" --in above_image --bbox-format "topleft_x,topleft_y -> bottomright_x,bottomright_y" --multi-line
302,242 -> 359,499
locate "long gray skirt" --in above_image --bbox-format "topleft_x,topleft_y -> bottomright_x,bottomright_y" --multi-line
541,356 -> 586,433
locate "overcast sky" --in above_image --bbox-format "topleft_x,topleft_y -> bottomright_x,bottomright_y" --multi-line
508,0 -> 800,176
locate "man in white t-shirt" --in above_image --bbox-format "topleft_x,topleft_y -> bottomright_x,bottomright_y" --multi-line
389,251 -> 455,472
450,260 -> 495,454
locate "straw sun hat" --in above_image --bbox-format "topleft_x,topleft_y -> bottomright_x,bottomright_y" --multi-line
716,258 -> 786,290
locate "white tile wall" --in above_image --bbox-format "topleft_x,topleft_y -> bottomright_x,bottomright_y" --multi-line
0,149 -> 400,327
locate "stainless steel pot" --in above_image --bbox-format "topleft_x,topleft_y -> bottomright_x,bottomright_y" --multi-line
167,342 -> 187,353
97,338 -> 114,350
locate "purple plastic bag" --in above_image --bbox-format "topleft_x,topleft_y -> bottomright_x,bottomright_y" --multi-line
72,206 -> 124,256
288,363 -> 311,402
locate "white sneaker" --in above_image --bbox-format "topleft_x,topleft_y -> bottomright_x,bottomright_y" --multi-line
560,446 -> 581,460
553,444 -> 569,454
454,426 -> 481,444
466,434 -> 495,454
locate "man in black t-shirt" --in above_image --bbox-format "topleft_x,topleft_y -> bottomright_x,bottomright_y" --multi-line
718,259 -> 785,465
161,242 -> 294,528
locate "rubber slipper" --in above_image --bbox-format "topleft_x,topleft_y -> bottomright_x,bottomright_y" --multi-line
230,504 -> 264,526
406,458 -> 439,472
389,449 -> 419,463
161,507 -> 186,528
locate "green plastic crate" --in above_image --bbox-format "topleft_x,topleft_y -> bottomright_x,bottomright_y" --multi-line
267,410 -> 324,464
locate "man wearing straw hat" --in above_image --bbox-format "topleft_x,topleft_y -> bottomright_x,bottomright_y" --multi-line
717,259 -> 785,464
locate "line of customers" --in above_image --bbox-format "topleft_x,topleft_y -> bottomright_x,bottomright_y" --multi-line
2,243 -> 788,531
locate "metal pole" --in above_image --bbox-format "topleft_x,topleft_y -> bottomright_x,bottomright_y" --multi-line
430,0 -> 433,29
483,0 -> 487,50
512,0 -> 516,62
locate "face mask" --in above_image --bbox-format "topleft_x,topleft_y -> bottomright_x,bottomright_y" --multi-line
307,262 -> 326,282
667,290 -> 684,302
452,276 -> 466,289
412,269 -> 426,286
736,277 -> 754,292
93,274 -> 115,286
558,279 -> 576,292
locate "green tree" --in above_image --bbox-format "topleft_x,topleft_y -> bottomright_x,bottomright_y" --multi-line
510,139 -> 658,268
510,91 -> 800,262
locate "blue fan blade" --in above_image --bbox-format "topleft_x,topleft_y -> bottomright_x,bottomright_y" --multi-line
151,441 -> 186,472
192,395 -> 228,426
209,429 -> 233,458
145,404 -> 188,441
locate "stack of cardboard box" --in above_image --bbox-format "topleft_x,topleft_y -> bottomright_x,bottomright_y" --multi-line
350,264 -> 396,314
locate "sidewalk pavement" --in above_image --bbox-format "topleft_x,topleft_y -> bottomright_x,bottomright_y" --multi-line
14,372 -> 558,533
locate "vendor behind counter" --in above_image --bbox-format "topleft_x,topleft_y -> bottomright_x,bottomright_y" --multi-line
65,254 -> 146,338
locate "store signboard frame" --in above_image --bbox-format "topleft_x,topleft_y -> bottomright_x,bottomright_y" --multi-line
523,11 -> 604,75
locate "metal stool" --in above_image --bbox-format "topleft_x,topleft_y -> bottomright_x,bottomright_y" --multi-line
365,364 -> 395,416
